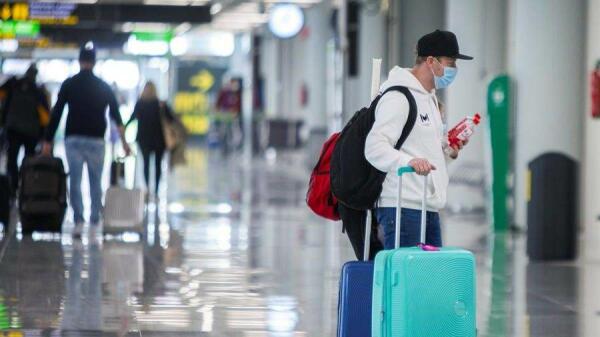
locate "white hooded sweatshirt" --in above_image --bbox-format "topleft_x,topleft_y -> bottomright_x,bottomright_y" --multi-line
365,66 -> 452,211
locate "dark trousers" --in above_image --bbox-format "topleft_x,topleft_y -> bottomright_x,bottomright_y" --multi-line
6,129 -> 37,196
338,203 -> 383,261
140,146 -> 164,194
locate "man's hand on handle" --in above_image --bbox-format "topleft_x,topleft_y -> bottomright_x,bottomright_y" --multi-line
119,126 -> 131,156
408,158 -> 436,176
122,142 -> 132,157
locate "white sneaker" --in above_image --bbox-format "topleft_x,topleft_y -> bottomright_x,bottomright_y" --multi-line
72,223 -> 84,238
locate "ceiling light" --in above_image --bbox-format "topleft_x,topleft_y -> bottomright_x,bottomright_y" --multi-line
170,36 -> 189,56
0,39 -> 19,53
175,22 -> 192,35
144,0 -> 190,5
268,4 -> 305,39
124,35 -> 169,56
211,3 -> 223,15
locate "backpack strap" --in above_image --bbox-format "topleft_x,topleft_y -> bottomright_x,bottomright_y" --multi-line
372,85 -> 418,150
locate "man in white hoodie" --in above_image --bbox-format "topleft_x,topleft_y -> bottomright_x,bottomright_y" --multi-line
365,30 -> 473,249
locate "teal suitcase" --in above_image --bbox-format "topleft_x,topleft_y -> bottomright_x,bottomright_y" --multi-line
371,167 -> 476,337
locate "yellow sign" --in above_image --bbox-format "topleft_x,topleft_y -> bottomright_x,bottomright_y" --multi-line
181,115 -> 210,135
1,3 -> 28,21
175,66 -> 223,135
0,331 -> 24,337
0,3 -> 78,25
18,37 -> 52,48
37,16 -> 79,25
174,91 -> 211,135
174,92 -> 208,115
189,70 -> 215,93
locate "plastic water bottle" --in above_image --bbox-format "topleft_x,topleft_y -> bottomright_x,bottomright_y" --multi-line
444,113 -> 481,155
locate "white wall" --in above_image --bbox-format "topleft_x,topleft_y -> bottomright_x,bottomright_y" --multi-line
508,0 -> 584,228
398,0 -> 446,67
260,3 -> 329,129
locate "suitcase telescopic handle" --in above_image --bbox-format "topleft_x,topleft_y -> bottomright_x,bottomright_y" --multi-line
396,166 -> 439,251
363,210 -> 372,262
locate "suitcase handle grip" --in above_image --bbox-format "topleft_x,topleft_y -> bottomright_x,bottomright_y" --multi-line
397,166 -> 415,176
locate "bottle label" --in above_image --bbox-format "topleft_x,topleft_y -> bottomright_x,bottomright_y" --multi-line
458,128 -> 474,141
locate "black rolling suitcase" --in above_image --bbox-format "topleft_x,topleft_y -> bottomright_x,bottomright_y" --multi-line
0,136 -> 10,227
110,157 -> 125,187
0,175 -> 9,227
18,155 -> 67,234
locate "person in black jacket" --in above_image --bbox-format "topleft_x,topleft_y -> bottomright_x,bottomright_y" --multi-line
0,64 -> 50,197
42,43 -> 131,238
126,81 -> 175,198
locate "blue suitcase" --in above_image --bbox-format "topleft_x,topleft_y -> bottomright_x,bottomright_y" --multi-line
337,211 -> 375,337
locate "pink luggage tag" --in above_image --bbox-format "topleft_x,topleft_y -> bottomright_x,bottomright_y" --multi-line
418,243 -> 440,252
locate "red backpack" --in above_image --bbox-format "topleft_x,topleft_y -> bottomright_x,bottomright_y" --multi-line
306,132 -> 341,220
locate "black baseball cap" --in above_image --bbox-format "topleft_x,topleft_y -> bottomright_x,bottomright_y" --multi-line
417,30 -> 473,60
79,41 -> 96,63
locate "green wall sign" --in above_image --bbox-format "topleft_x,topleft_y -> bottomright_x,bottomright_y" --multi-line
487,75 -> 512,232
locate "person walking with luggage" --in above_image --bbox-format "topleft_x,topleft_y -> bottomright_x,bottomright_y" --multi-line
365,30 -> 473,249
42,43 -> 131,238
0,64 -> 50,198
125,81 -> 175,199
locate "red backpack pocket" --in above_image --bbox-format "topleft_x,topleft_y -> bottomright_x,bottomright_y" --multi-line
307,133 -> 341,221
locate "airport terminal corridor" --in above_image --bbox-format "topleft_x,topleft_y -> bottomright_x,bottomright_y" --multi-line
0,147 -> 589,337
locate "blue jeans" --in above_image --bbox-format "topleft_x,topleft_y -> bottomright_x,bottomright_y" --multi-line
65,136 -> 105,224
376,207 -> 442,249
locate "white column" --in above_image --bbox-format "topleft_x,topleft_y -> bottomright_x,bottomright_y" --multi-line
343,4 -> 386,118
260,32 -> 299,120
261,32 -> 280,119
508,0 -> 585,229
583,0 -> 600,261
302,1 -> 330,131
444,0 -> 507,214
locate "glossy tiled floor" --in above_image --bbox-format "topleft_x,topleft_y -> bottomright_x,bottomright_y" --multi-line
0,146 -> 593,336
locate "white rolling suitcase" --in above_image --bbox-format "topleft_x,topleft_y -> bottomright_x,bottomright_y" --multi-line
104,187 -> 145,233
104,156 -> 145,234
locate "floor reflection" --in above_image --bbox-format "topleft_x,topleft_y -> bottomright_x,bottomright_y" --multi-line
0,146 -> 590,336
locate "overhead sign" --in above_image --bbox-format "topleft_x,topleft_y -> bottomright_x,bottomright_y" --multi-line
0,3 -> 78,25
0,3 -> 28,21
133,30 -> 173,42
0,20 -> 40,39
73,4 -> 210,24
29,2 -> 76,19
